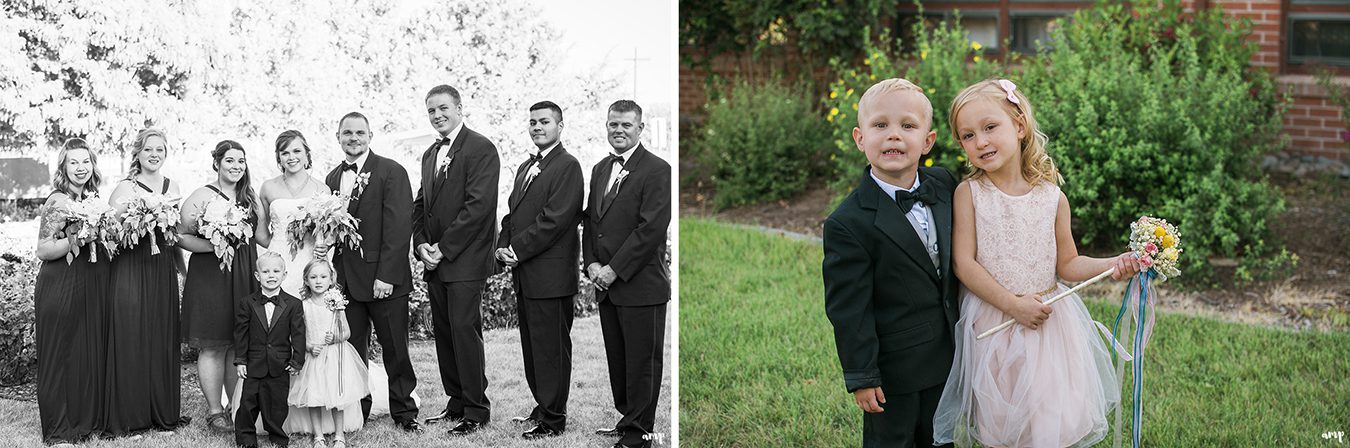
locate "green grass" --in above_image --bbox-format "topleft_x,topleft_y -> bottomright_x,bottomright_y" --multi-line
0,315 -> 671,447
679,218 -> 1350,447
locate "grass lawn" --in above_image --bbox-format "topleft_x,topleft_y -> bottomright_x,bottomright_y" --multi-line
0,315 -> 672,447
679,218 -> 1350,447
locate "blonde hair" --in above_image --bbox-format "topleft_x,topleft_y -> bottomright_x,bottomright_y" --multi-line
857,78 -> 933,129
300,258 -> 339,300
949,79 -> 1063,185
126,128 -> 168,180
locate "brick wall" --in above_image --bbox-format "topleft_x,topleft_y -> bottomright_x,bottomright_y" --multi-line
680,0 -> 1347,161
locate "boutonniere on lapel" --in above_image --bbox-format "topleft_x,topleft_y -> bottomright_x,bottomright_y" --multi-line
352,172 -> 372,199
526,164 -> 542,182
614,169 -> 631,190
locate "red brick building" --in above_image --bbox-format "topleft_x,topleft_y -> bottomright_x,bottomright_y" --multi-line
680,0 -> 1350,161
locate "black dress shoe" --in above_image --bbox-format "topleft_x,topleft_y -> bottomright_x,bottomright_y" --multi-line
447,420 -> 484,436
510,416 -> 539,426
424,408 -> 464,424
595,426 -> 622,437
393,418 -> 424,432
521,424 -> 561,439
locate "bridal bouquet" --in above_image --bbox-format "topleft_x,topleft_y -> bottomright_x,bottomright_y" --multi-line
284,193 -> 362,258
198,198 -> 253,271
59,196 -> 121,262
118,193 -> 181,255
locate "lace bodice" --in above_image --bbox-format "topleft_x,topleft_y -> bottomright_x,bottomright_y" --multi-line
969,178 -> 1061,295
300,297 -> 341,344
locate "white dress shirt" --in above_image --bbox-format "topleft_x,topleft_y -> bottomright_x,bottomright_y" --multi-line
605,146 -> 635,194
436,122 -> 465,172
870,171 -> 931,233
340,151 -> 370,196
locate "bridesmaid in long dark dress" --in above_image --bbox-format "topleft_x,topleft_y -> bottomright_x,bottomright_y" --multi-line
177,140 -> 261,432
105,129 -> 189,435
34,138 -> 110,446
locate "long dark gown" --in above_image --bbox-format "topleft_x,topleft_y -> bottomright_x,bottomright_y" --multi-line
106,179 -> 189,434
34,198 -> 110,445
181,184 -> 258,348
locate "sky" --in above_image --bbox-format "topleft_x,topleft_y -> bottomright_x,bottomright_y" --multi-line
534,0 -> 675,110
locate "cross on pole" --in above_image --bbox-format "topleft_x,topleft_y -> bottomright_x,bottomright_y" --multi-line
623,47 -> 650,100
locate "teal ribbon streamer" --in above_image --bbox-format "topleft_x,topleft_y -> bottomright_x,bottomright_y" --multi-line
1110,271 -> 1155,448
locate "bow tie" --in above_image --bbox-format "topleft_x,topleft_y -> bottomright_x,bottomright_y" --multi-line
435,137 -> 452,148
895,181 -> 938,210
529,152 -> 543,163
341,162 -> 359,173
258,294 -> 281,306
606,154 -> 624,167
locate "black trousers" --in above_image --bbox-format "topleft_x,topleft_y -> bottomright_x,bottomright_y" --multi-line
861,382 -> 950,448
518,292 -> 575,431
234,375 -> 289,447
599,298 -> 666,446
345,294 -> 418,422
427,279 -> 491,423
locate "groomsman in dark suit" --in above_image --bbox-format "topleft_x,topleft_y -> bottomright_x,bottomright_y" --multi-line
495,100 -> 585,440
412,84 -> 500,436
583,100 -> 671,448
317,112 -> 420,432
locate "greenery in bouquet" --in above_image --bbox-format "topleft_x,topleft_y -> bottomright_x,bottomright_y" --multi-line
59,196 -> 121,262
285,193 -> 362,258
117,193 -> 181,255
197,197 -> 252,271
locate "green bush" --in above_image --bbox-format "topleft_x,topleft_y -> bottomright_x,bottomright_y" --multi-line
693,79 -> 830,209
0,252 -> 38,385
824,13 -> 1002,194
1019,0 -> 1289,283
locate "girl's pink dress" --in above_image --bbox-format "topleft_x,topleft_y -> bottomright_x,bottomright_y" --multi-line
933,179 -> 1120,448
282,297 -> 369,434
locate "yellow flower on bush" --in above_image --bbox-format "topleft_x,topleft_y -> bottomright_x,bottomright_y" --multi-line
973,56 -> 981,63
924,159 -> 933,167
830,91 -> 837,99
971,41 -> 983,51
846,88 -> 854,96
920,50 -> 928,60
864,58 -> 870,66
852,102 -> 858,111
927,88 -> 935,94
830,107 -> 839,116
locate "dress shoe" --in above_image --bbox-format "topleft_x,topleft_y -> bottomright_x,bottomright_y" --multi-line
447,420 -> 485,436
595,426 -> 622,437
424,408 -> 464,424
393,418 -> 424,433
510,416 -> 539,426
521,424 -> 561,439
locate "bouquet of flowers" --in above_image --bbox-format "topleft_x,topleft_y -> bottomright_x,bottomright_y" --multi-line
59,196 -> 121,262
321,286 -> 349,393
198,197 -> 253,271
118,193 -> 181,255
284,193 -> 362,258
1127,216 -> 1182,282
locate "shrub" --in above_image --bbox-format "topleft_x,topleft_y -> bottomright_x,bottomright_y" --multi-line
407,255 -> 602,340
693,79 -> 831,209
0,252 -> 38,385
1019,0 -> 1289,283
824,14 -> 1002,194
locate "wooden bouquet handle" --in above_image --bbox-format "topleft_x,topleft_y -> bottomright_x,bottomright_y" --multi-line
976,267 -> 1117,340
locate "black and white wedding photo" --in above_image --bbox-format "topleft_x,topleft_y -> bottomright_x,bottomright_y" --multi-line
0,0 -> 674,447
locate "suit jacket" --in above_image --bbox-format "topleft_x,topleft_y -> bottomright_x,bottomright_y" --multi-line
233,291 -> 306,379
581,145 -> 671,307
498,144 -> 585,299
324,150 -> 414,302
822,166 -> 960,395
412,125 -> 501,283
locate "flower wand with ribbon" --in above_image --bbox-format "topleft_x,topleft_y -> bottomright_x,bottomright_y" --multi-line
323,287 -> 349,395
1109,216 -> 1181,448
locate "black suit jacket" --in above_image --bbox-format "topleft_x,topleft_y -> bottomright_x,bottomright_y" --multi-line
822,166 -> 960,395
498,144 -> 584,299
581,145 -> 671,306
412,126 -> 501,283
233,291 -> 306,379
324,151 -> 415,302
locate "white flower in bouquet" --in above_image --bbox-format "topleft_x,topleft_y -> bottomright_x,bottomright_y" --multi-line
61,196 -> 120,262
1128,216 -> 1183,282
198,198 -> 253,271
118,193 -> 181,254
285,193 -> 362,258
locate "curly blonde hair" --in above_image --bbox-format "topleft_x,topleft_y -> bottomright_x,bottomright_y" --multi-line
948,79 -> 1063,185
300,257 -> 341,301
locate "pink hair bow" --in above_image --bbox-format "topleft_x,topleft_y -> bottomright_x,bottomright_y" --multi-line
997,79 -> 1020,105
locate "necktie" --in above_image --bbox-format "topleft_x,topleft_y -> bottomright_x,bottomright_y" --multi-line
895,181 -> 938,210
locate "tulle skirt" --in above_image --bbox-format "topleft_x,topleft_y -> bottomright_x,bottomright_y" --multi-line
289,342 -> 370,409
934,284 -> 1121,448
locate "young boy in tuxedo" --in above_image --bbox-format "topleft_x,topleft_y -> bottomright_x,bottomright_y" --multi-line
233,251 -> 306,447
822,78 -> 959,448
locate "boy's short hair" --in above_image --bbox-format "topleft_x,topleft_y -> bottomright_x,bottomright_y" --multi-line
257,251 -> 286,270
856,78 -> 933,129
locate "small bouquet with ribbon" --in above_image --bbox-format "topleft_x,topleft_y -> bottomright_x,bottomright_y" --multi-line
284,193 -> 362,258
321,286 -> 349,393
117,193 -> 181,255
59,196 -> 121,263
1109,216 -> 1182,448
198,197 -> 253,271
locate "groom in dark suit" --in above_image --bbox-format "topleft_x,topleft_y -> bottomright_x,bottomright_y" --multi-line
495,101 -> 585,440
583,100 -> 671,448
412,84 -> 499,436
822,79 -> 958,448
318,111 -> 419,432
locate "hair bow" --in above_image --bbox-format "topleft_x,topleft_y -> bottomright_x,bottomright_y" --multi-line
997,79 -> 1020,105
